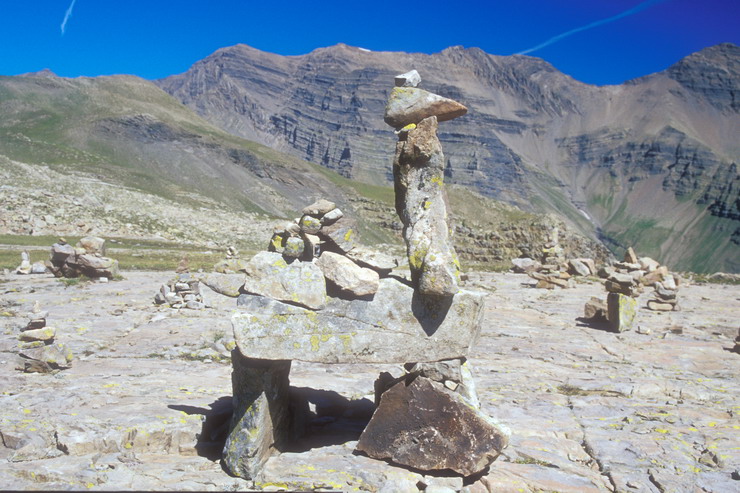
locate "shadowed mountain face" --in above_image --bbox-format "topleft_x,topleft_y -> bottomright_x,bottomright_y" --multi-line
158,43 -> 740,273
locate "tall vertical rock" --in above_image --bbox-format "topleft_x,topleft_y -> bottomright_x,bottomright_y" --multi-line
385,78 -> 468,297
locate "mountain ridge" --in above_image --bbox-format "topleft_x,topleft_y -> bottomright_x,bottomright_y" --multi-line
157,42 -> 739,272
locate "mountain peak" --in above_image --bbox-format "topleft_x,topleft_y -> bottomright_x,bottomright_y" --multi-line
665,43 -> 739,111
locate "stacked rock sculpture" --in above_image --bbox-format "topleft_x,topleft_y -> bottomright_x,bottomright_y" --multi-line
154,274 -> 205,309
15,250 -> 48,275
222,71 -> 509,480
47,236 -> 119,280
15,305 -> 73,373
647,274 -> 680,311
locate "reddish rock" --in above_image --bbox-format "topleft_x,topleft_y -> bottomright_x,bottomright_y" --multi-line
356,376 -> 508,477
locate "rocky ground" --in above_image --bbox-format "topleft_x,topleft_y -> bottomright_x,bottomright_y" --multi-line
0,270 -> 738,492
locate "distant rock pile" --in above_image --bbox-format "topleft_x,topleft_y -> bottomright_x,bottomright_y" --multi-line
584,247 -> 679,331
15,304 -> 73,373
214,246 -> 248,273
14,250 -> 47,275
647,274 -> 681,312
154,274 -> 206,310
47,237 -> 119,280
516,227 -> 597,289
222,71 -> 509,481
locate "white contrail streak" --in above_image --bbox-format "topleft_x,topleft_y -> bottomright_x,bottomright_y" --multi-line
515,0 -> 670,55
61,0 -> 78,35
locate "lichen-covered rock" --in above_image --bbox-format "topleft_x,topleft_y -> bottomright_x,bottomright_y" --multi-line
232,277 -> 484,364
393,116 -> 460,296
384,87 -> 467,128
299,215 -> 322,235
316,251 -> 379,298
607,292 -> 637,332
223,353 -> 292,479
200,273 -> 245,298
282,236 -> 306,259
17,343 -> 73,372
317,216 -> 358,254
241,251 -> 326,310
355,376 -> 509,476
18,327 -> 56,342
213,258 -> 249,274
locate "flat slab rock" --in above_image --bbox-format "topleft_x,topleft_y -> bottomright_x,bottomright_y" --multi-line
356,376 -> 509,476
232,277 -> 484,364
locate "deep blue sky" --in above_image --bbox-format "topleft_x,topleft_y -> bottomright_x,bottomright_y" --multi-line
0,0 -> 737,85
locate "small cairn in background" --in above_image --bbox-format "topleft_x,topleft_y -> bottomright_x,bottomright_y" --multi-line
47,236 -> 119,280
214,246 -> 248,273
15,250 -> 48,275
15,303 -> 73,373
154,274 -> 206,310
517,227 -> 597,289
647,274 -> 680,311
733,329 -> 740,354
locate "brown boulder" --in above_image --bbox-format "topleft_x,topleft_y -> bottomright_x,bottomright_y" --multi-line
356,376 -> 508,476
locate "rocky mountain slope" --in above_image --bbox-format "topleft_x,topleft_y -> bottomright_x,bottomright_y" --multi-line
158,43 -> 740,273
0,72 -> 607,269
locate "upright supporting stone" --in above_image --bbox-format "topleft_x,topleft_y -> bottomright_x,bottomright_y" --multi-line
223,352 -> 292,479
607,292 -> 637,332
394,116 -> 460,296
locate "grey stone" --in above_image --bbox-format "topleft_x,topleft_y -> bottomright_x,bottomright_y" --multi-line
404,358 -> 480,408
584,297 -> 607,321
18,343 -> 73,371
213,258 -> 249,274
317,216 -> 358,254
185,301 -> 205,310
30,261 -> 47,274
394,69 -> 421,88
638,257 -> 660,272
568,258 -> 591,277
320,208 -> 343,225
75,254 -> 119,278
241,251 -> 326,310
316,251 -> 379,297
18,327 -> 56,342
223,354 -> 292,479
607,293 -> 637,332
302,199 -> 336,217
384,87 -> 467,128
355,376 -> 508,476
393,116 -> 460,296
76,236 -> 106,255
200,273 -> 245,298
282,236 -> 305,259
345,246 -> 398,275
299,215 -> 322,235
647,300 -> 675,311
232,277 -> 484,364
511,257 -> 540,273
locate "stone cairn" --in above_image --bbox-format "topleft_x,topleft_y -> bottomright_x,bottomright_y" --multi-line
222,70 -> 509,480
15,303 -> 73,373
154,274 -> 206,310
14,250 -> 48,275
584,247 -> 676,331
516,226 -> 597,288
214,246 -> 248,274
47,236 -> 119,280
647,273 -> 680,312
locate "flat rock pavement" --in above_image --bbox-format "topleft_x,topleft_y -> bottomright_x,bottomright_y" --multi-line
0,271 -> 738,491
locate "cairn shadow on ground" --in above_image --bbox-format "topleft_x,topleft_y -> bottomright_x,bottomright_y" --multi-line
285,387 -> 375,453
169,387 -> 377,461
575,316 -> 612,332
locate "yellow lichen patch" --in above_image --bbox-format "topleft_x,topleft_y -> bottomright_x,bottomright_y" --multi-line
293,342 -> 301,349
655,428 -> 669,434
343,229 -> 353,242
103,383 -> 118,389
338,334 -> 352,352
76,326 -> 89,334
430,175 -> 444,187
310,335 -> 320,352
423,200 -> 432,210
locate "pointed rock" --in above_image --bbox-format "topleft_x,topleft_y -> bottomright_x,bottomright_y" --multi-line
384,87 -> 467,128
